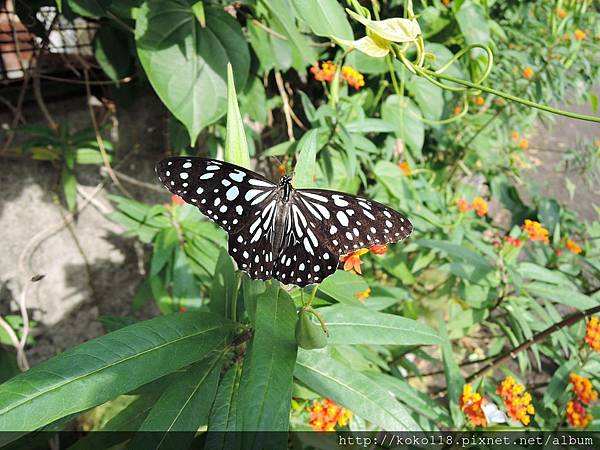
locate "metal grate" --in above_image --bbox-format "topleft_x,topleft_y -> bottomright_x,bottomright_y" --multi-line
0,0 -> 98,82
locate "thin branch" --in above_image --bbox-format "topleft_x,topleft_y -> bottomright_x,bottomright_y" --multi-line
274,71 -> 295,142
466,304 -> 600,382
32,67 -> 58,130
251,18 -> 288,40
84,70 -> 132,198
100,167 -> 166,193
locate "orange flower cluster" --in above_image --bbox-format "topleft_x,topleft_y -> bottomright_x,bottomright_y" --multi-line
585,317 -> 600,352
569,373 -> 598,405
399,161 -> 411,176
473,95 -> 485,106
556,8 -> 567,18
504,236 -> 523,247
310,61 -> 336,83
566,400 -> 592,428
310,61 -> 365,90
308,399 -> 352,431
566,239 -> 582,254
457,197 -> 488,217
522,220 -> 549,243
459,384 -> 487,427
341,245 -> 388,274
354,287 -> 371,302
511,131 -> 529,150
522,67 -> 535,80
497,377 -> 535,425
341,66 -> 365,90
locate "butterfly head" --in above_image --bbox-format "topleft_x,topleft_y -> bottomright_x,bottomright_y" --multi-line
279,175 -> 293,186
279,175 -> 293,202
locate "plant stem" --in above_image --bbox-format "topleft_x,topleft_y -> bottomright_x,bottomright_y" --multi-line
231,272 -> 242,323
419,68 -> 600,123
466,303 -> 600,382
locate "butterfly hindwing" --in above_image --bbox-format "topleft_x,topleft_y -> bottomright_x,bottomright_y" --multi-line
294,189 -> 412,257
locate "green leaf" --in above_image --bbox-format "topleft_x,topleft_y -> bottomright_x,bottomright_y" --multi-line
455,0 -> 490,49
237,285 -> 297,442
416,239 -> 494,271
135,1 -> 249,145
318,304 -> 440,345
68,0 -> 111,17
94,23 -> 132,81
381,95 -> 424,158
406,76 -> 444,120
317,270 -> 369,306
261,0 -> 317,64
151,228 -> 177,276
543,360 -> 578,409
210,248 -> 236,318
205,363 -> 242,449
517,262 -> 576,288
129,355 -> 223,449
292,0 -> 353,40
0,313 -> 234,434
293,129 -> 319,189
525,282 -> 596,310
295,349 -> 421,431
224,63 -> 251,169
61,167 -> 77,211
366,372 -> 452,426
439,322 -> 464,428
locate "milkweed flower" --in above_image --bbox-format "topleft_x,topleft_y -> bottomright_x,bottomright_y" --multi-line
354,288 -> 371,302
458,198 -> 471,213
518,138 -> 529,150
574,29 -> 587,41
341,66 -> 365,90
585,317 -> 600,352
522,67 -> 535,80
399,161 -> 411,176
308,399 -> 352,431
566,400 -> 592,428
459,384 -> 487,427
504,236 -> 523,247
497,376 -> 535,425
556,8 -> 567,18
566,239 -> 582,254
310,61 -> 337,83
171,194 -> 185,205
340,248 -> 369,274
569,373 -> 598,405
511,131 -> 520,142
370,244 -> 388,255
472,197 -> 488,217
522,220 -> 549,243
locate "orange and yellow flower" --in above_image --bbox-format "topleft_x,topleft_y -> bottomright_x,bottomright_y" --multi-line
354,288 -> 371,303
518,138 -> 529,150
557,8 -> 567,18
340,248 -> 369,274
505,236 -> 523,247
399,161 -> 411,176
569,373 -> 598,405
522,220 -> 549,243
566,239 -> 582,254
472,197 -> 488,217
458,198 -> 471,213
511,131 -> 520,142
310,61 -> 336,83
522,67 -> 535,80
497,376 -> 535,426
566,400 -> 593,429
311,61 -> 364,90
171,194 -> 185,205
474,95 -> 485,106
308,399 -> 352,431
370,244 -> 388,255
341,66 -> 365,90
460,384 -> 487,427
585,317 -> 600,352
574,29 -> 587,41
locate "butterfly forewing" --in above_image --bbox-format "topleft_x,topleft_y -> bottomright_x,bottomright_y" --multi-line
295,189 -> 412,256
156,157 -> 276,235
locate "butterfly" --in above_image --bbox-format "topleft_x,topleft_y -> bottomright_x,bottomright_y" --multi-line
156,157 -> 412,287
482,402 -> 508,424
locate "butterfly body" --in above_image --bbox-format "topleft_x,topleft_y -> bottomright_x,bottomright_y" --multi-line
156,157 -> 412,287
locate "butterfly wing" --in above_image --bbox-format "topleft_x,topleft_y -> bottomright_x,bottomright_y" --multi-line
156,157 -> 278,278
270,188 -> 412,287
294,189 -> 412,256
